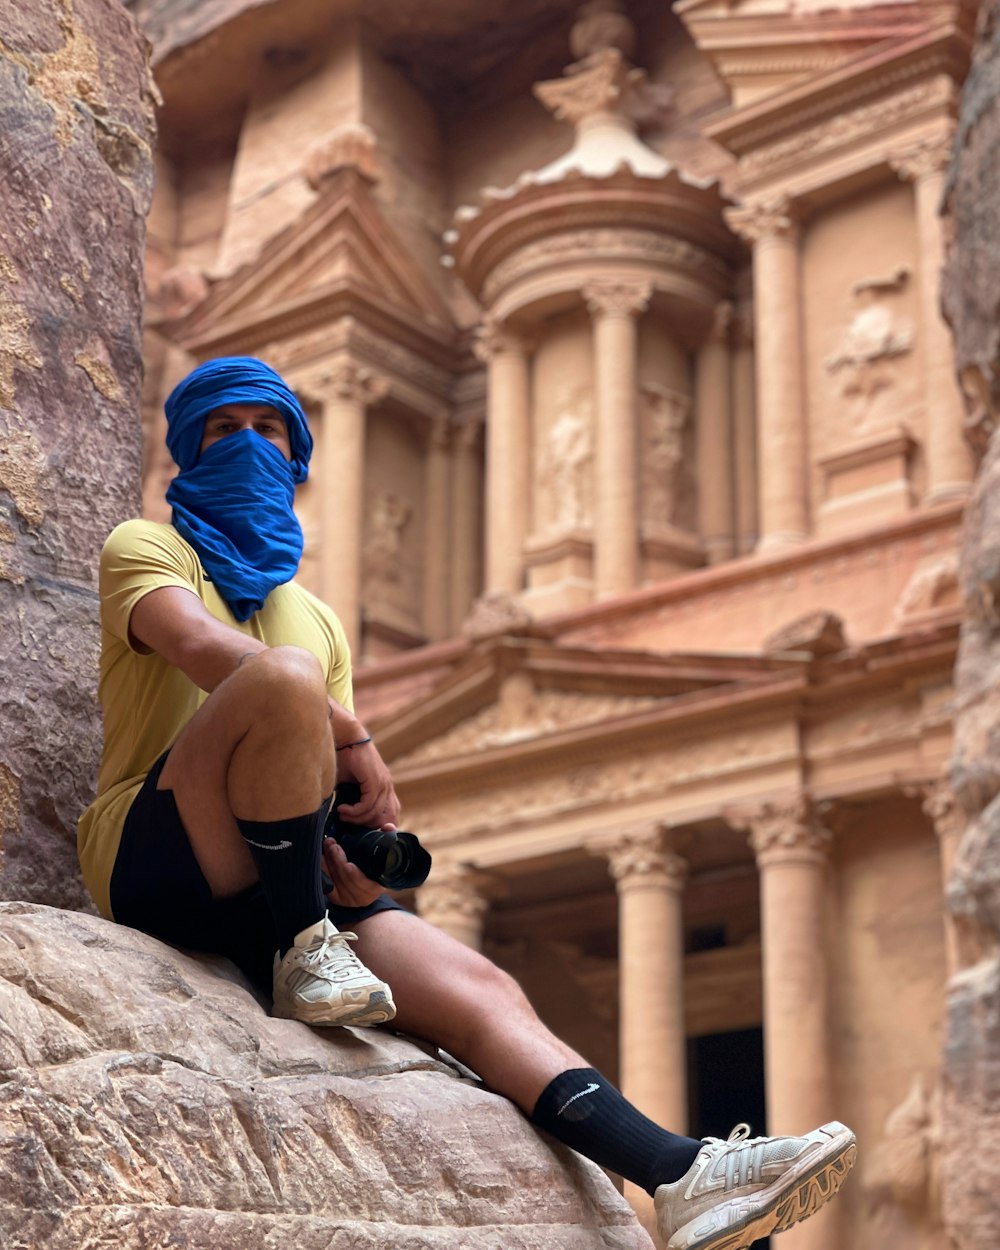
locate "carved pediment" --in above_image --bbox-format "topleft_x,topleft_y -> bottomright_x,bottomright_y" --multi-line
167,169 -> 453,352
373,637 -> 799,768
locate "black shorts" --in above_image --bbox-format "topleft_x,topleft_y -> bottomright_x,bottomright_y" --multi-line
109,750 -> 402,993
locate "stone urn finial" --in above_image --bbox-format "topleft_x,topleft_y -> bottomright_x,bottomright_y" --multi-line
570,0 -> 637,60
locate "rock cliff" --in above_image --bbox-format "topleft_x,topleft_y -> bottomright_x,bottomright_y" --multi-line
0,0 -> 155,910
0,903 -> 651,1250
941,0 -> 1000,1244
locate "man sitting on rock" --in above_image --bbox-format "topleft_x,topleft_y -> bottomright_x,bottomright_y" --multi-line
78,356 -> 856,1250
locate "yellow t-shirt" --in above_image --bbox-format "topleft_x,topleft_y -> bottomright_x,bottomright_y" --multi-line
77,519 -> 353,920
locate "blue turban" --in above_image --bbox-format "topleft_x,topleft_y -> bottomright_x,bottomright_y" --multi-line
164,356 -> 313,621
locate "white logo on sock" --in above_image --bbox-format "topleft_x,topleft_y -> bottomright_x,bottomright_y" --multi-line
557,1082 -> 600,1116
244,838 -> 293,851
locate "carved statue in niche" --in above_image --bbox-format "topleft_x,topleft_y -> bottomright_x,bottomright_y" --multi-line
826,269 -> 914,433
641,383 -> 689,528
540,387 -> 593,533
363,489 -> 411,598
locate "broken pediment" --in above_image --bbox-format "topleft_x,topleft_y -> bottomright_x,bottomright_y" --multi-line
166,168 -> 453,353
374,637 -> 800,768
675,0 -> 941,107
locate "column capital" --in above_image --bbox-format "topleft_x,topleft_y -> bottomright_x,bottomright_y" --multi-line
416,864 -> 503,925
889,130 -> 955,183
583,277 -> 653,319
473,316 -> 533,363
728,794 -> 831,866
314,358 -> 390,406
592,824 -> 687,890
703,299 -> 735,348
906,777 -> 966,844
725,197 -> 799,246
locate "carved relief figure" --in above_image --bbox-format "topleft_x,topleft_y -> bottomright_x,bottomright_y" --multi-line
540,389 -> 593,532
641,384 -> 689,528
826,269 -> 914,431
364,489 -> 411,595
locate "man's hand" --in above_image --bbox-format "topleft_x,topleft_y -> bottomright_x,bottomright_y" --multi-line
322,837 -> 385,907
335,739 -> 401,828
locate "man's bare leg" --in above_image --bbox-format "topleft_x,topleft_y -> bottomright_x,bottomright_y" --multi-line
351,906 -> 582,1110
157,645 -> 335,896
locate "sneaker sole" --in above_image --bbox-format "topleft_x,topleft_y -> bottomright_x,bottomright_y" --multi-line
273,989 -> 397,1029
665,1122 -> 857,1250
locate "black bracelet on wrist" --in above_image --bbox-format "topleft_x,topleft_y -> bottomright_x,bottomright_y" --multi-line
336,735 -> 373,751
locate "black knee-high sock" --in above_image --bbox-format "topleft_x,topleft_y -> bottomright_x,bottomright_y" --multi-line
531,1067 -> 703,1195
235,799 -> 330,956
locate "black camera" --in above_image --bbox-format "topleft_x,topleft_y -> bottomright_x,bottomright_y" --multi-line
324,782 -> 432,891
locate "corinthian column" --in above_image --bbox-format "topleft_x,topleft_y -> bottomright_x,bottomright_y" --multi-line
475,319 -> 532,596
726,199 -> 807,552
423,414 -> 452,641
735,795 -> 836,1250
696,301 -> 736,564
315,360 -> 389,655
598,825 -> 687,1224
891,134 -> 974,505
583,279 -> 652,598
416,864 -> 499,951
450,420 -> 481,628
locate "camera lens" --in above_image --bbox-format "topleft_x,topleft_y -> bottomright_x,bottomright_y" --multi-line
326,784 -> 432,890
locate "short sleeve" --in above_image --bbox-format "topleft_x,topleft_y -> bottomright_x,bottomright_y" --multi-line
325,610 -> 354,713
100,520 -> 201,652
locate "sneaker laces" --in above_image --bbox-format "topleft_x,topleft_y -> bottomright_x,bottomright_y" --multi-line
701,1123 -> 773,1191
300,929 -> 369,984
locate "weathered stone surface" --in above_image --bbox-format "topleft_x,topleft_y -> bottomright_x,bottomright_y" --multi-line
0,0 -> 155,909
942,4 -> 1000,1239
0,902 -> 651,1250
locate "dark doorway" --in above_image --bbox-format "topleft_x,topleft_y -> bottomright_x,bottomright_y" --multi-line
688,1027 -> 770,1250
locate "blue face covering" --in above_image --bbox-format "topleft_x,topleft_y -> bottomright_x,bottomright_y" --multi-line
163,357 -> 313,622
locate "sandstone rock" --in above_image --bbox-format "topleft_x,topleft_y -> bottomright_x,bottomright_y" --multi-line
942,5 -> 1000,1238
0,902 -> 652,1250
0,0 -> 155,910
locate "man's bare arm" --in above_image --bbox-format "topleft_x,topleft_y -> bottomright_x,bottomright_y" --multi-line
129,585 -> 267,693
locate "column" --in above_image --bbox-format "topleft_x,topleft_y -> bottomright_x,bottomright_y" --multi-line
416,864 -> 499,951
449,420 -> 481,628
891,134 -> 974,505
732,305 -> 759,554
726,199 -> 808,552
738,796 -> 837,1250
422,413 -> 452,641
474,318 -> 532,596
316,359 -> 389,655
599,825 -> 687,1225
920,779 -> 966,975
696,301 -> 736,564
583,279 -> 652,598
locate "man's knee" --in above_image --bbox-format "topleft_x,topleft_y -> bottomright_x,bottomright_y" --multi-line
239,646 -> 327,708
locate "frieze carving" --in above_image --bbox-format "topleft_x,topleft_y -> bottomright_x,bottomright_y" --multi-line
597,825 -> 687,890
912,778 -> 966,846
825,270 -> 914,428
895,552 -> 960,622
481,229 -> 723,306
539,388 -> 594,532
641,384 -> 689,529
583,278 -> 652,318
737,80 -> 952,182
729,794 -> 832,864
725,197 -> 797,245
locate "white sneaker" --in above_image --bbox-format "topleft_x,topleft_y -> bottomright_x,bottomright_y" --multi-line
271,915 -> 396,1028
654,1121 -> 856,1250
